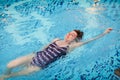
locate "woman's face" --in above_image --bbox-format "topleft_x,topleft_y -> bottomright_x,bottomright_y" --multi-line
65,31 -> 77,42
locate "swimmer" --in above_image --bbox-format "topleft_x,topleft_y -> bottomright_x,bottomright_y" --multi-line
86,0 -> 103,14
0,28 -> 112,80
68,0 -> 79,5
93,0 -> 100,7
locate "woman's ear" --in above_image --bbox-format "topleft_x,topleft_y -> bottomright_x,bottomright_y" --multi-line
75,38 -> 79,42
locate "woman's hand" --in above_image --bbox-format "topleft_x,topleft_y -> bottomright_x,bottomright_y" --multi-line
104,28 -> 113,34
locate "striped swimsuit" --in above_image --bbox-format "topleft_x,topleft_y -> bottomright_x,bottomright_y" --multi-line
31,41 -> 68,68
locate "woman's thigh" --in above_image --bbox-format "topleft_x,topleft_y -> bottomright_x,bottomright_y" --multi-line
7,53 -> 35,68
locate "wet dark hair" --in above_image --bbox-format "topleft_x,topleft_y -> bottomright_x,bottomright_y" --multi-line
74,30 -> 84,40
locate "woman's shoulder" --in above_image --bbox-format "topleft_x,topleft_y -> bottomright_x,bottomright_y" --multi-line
52,38 -> 60,42
69,41 -> 83,48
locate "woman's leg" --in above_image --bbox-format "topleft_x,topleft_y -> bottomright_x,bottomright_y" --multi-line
1,65 -> 40,80
5,53 -> 35,75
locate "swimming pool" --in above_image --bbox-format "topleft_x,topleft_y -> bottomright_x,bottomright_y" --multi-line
0,0 -> 120,80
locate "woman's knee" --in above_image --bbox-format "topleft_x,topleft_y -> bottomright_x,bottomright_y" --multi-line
6,53 -> 35,69
7,61 -> 15,69
7,60 -> 20,69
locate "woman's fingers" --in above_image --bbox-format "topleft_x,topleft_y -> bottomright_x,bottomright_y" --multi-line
108,28 -> 113,31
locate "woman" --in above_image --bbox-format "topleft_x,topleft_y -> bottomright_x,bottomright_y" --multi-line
0,28 -> 112,80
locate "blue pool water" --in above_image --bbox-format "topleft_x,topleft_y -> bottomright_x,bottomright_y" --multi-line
0,0 -> 120,80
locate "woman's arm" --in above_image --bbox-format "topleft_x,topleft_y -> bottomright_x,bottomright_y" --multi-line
80,32 -> 107,45
68,28 -> 113,50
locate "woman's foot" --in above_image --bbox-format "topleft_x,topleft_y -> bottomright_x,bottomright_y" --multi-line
0,75 -> 7,80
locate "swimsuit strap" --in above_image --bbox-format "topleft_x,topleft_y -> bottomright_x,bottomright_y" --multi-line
54,39 -> 60,43
54,39 -> 69,49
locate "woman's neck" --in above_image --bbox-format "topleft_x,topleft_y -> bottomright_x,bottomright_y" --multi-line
63,40 -> 71,44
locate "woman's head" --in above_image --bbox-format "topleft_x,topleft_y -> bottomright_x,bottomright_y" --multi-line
74,30 -> 84,41
65,30 -> 84,42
